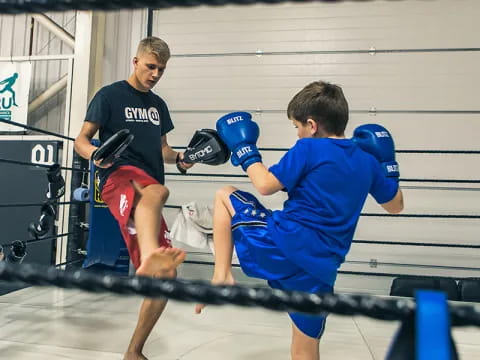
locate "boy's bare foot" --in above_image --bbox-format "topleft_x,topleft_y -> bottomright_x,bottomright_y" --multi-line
136,247 -> 186,278
195,273 -> 235,314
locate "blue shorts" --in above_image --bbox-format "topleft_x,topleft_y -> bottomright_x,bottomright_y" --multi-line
230,190 -> 333,338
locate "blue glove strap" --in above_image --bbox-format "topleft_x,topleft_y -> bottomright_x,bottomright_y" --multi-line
231,144 -> 262,171
383,161 -> 399,179
240,155 -> 262,171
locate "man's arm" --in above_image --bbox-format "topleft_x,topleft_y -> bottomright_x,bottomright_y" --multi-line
161,135 -> 177,164
246,162 -> 284,196
74,121 -> 100,160
380,188 -> 404,214
161,135 -> 193,171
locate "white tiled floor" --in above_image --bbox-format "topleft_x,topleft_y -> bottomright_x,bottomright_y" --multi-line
0,286 -> 478,359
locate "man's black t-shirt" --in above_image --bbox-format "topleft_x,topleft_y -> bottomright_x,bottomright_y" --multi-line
85,80 -> 174,188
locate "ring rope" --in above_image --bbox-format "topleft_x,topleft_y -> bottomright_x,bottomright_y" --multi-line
0,119 -> 75,141
0,201 -> 84,208
55,258 -> 84,268
1,231 -> 88,249
165,171 -> 480,185
0,0 -> 411,15
0,157 -> 88,172
353,239 -> 480,249
164,204 -> 480,220
184,260 -> 480,281
254,147 -> 480,155
0,262 -> 478,327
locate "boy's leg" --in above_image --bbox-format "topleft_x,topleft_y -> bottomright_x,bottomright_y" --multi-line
195,185 -> 237,314
291,323 -> 320,360
212,185 -> 238,283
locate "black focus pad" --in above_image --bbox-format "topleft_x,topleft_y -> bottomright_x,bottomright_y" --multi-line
92,129 -> 134,166
183,128 -> 230,165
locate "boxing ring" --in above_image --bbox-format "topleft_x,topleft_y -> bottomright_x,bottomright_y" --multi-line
0,0 -> 480,359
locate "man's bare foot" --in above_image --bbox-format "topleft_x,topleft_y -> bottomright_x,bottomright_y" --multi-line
123,351 -> 148,360
136,247 -> 186,278
195,273 -> 235,314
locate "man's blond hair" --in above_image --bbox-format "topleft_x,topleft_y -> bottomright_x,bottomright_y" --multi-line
137,36 -> 170,63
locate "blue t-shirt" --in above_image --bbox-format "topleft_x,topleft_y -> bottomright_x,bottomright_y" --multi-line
268,138 -> 398,285
85,80 -> 174,188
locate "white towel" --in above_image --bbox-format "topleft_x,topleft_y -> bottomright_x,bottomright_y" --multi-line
170,201 -> 214,252
170,201 -> 238,260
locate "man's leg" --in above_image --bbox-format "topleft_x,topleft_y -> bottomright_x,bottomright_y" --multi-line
132,182 -> 169,268
124,182 -> 185,360
291,323 -> 320,360
124,296 -> 167,360
195,185 -> 237,314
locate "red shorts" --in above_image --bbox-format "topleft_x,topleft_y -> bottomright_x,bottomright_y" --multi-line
101,165 -> 171,269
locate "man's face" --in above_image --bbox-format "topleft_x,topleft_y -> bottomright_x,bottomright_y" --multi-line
133,52 -> 166,91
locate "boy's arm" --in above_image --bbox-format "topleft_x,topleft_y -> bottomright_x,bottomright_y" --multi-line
380,188 -> 404,214
246,162 -> 284,196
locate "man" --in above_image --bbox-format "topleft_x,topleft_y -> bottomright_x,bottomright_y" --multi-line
75,36 -> 190,360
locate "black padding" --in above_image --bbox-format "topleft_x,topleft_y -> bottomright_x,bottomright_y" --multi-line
458,278 -> 480,302
182,128 -> 230,165
92,129 -> 134,166
390,277 -> 459,301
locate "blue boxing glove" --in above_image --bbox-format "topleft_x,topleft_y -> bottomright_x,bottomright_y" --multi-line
216,111 -> 262,171
352,124 -> 399,180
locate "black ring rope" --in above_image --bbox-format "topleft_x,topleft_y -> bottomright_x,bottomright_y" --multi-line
172,146 -> 480,156
164,204 -> 480,220
336,270 -> 474,281
55,258 -> 84,268
173,109 -> 480,114
4,119 -> 476,156
184,260 -> 478,281
0,262 -> 477,327
352,239 -> 480,249
0,201 -> 84,208
1,231 -> 88,249
346,260 -> 480,272
165,171 -> 480,185
0,158 -> 89,173
361,213 -> 480,219
400,178 -> 480,184
0,119 -> 74,141
256,147 -> 480,155
0,0 -> 415,14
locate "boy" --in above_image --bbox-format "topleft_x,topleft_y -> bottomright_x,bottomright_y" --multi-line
195,81 -> 403,360
74,37 -> 190,360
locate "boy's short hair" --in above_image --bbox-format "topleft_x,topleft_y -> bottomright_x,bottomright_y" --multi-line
287,81 -> 349,136
137,36 -> 171,64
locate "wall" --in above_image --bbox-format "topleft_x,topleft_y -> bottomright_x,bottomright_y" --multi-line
149,0 -> 480,294
1,1 -> 479,295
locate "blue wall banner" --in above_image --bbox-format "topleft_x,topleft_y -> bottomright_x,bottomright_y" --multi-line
0,62 -> 32,132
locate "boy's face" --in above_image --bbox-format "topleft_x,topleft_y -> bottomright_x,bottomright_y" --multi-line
133,52 -> 166,91
292,119 -> 316,139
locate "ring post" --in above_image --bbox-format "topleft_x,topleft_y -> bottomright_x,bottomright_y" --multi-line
416,290 -> 452,360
